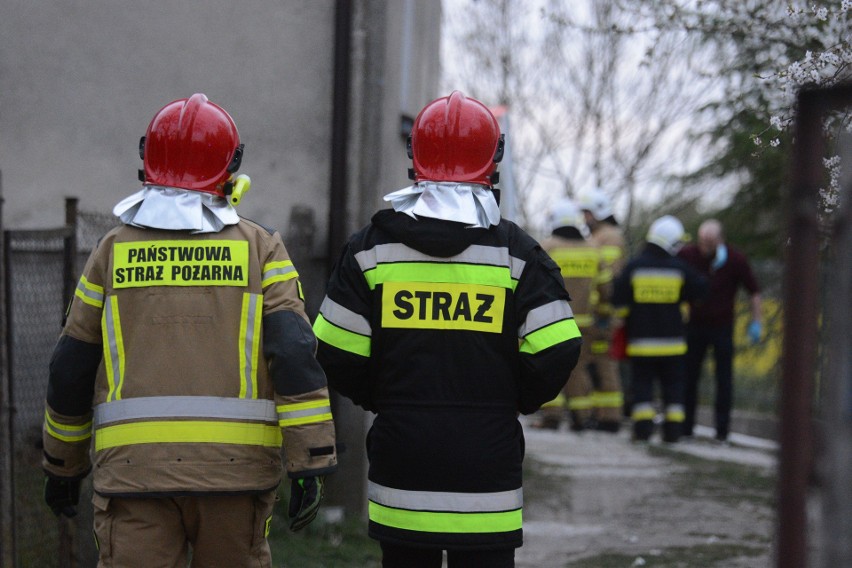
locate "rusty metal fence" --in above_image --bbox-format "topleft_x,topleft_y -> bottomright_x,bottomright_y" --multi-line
1,192 -> 117,568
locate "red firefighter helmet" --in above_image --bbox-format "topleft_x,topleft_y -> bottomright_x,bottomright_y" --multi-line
140,93 -> 243,197
408,91 -> 504,186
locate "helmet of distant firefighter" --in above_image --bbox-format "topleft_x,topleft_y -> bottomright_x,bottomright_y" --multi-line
646,215 -> 687,255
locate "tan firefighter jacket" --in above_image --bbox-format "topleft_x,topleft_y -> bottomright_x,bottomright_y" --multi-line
43,220 -> 337,496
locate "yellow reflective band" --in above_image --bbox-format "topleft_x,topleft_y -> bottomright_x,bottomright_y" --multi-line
297,280 -> 305,301
112,240 -> 249,288
591,340 -> 610,354
601,245 -> 623,263
95,420 -> 282,451
574,314 -> 594,328
102,296 -> 125,402
239,293 -> 262,399
369,502 -> 522,534
264,515 -> 272,538
519,319 -> 581,354
592,391 -> 624,408
44,411 -> 92,442
626,342 -> 687,356
633,408 -> 656,421
364,263 -> 516,292
262,260 -> 298,288
75,275 -> 104,308
541,392 -> 567,408
548,248 -> 601,278
632,274 -> 683,304
568,396 -> 594,410
313,314 -> 371,357
382,282 -> 505,333
277,399 -> 333,427
666,409 -> 685,422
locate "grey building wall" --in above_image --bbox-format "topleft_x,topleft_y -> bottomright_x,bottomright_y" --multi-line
0,0 -> 442,261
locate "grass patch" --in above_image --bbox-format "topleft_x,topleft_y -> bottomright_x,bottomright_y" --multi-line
648,445 -> 776,509
268,491 -> 381,568
565,542 -> 765,567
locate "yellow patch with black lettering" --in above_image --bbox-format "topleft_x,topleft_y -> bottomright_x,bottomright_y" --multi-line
632,274 -> 683,303
548,249 -> 600,278
113,240 -> 249,288
382,282 -> 504,333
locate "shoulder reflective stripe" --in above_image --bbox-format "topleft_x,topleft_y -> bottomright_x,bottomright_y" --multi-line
368,481 -> 522,512
632,402 -> 656,421
94,421 -> 282,451
319,297 -> 372,336
355,243 -> 525,290
262,260 -> 298,288
626,338 -> 687,356
518,300 -> 574,337
370,264 -> 516,291
93,397 -> 277,426
313,314 -> 371,357
102,296 -> 125,402
239,293 -> 262,399
75,276 -> 104,308
369,502 -> 521,534
44,411 -> 92,442
519,318 -> 581,354
277,399 -> 333,427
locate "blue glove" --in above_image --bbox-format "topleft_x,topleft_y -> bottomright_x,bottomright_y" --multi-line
711,244 -> 727,270
747,320 -> 762,344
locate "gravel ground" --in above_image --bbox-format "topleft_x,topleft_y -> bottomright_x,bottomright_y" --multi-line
514,417 -> 778,568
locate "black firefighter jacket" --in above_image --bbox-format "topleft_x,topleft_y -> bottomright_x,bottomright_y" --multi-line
313,209 -> 582,550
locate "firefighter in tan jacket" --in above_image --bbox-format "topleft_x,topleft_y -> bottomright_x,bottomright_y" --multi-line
537,198 -> 604,431
577,188 -> 626,432
42,94 -> 337,567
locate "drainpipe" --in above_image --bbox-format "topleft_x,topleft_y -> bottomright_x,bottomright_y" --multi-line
327,0 -> 353,274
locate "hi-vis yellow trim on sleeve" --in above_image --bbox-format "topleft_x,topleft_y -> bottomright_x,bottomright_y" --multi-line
313,314 -> 371,357
519,319 -> 581,354
102,296 -> 125,402
276,399 -> 333,427
369,502 -> 522,534
262,260 -> 298,288
112,240 -> 249,288
44,411 -> 92,442
94,420 -> 282,451
239,293 -> 262,399
75,275 -> 105,308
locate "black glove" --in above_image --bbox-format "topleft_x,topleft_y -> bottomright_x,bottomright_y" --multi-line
288,476 -> 324,532
44,476 -> 81,518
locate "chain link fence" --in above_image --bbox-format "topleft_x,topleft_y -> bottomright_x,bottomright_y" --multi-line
2,198 -> 117,567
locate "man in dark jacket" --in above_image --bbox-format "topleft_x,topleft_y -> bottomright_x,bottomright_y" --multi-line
613,215 -> 707,443
313,91 -> 582,568
678,219 -> 762,441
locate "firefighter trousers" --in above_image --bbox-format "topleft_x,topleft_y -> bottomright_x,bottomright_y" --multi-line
92,489 -> 277,567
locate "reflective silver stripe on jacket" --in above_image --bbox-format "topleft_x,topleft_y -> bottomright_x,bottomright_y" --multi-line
518,300 -> 575,337
355,243 -> 526,279
368,481 -> 523,513
319,297 -> 372,336
94,396 -> 277,426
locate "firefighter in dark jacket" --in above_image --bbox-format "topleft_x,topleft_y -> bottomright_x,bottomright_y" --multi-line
612,215 -> 707,443
313,91 -> 582,568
